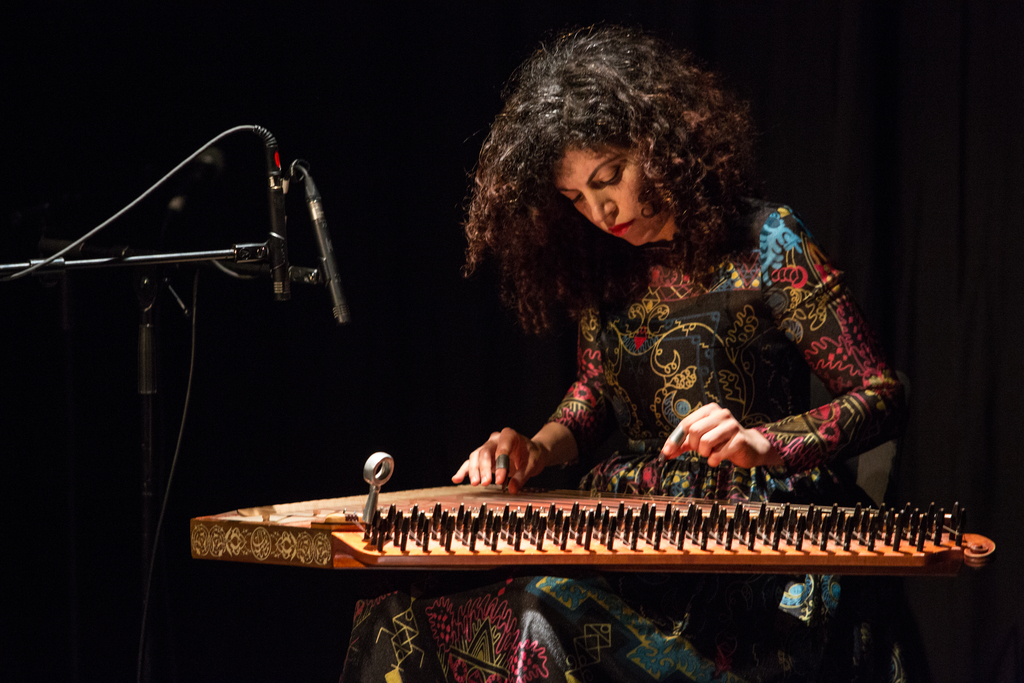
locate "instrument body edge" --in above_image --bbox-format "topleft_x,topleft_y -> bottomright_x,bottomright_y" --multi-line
189,486 -> 994,576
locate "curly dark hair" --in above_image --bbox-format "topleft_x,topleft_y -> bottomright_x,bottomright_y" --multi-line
464,26 -> 760,333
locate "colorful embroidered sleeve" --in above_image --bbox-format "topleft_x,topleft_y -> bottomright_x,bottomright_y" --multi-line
547,308 -> 617,461
755,207 -> 907,473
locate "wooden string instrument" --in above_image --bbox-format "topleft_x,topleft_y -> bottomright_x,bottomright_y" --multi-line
190,485 -> 995,576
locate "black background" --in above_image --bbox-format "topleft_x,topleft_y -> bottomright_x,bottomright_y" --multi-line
2,2 -> 1022,682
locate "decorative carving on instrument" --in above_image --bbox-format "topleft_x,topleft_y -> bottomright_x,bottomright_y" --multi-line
190,520 -> 333,567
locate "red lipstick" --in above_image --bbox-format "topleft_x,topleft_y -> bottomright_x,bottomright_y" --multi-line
610,220 -> 634,237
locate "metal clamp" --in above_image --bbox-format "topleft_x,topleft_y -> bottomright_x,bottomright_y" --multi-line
362,452 -> 394,523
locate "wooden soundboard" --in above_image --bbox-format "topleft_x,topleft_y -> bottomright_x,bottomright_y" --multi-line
190,486 -> 994,576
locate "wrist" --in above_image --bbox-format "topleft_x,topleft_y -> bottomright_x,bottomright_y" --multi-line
533,441 -> 552,470
761,444 -> 783,467
750,426 -> 782,467
533,421 -> 577,468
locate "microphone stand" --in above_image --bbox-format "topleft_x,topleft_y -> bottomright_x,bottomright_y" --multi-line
0,241 -> 331,683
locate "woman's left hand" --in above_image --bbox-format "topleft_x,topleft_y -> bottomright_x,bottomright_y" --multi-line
661,402 -> 782,468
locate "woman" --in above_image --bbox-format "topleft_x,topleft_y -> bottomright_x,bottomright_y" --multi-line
343,27 -> 910,682
453,27 -> 903,510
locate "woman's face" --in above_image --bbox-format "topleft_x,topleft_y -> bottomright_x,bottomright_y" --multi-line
554,148 -> 676,246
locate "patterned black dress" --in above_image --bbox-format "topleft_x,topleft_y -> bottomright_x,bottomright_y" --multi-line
341,203 -> 911,683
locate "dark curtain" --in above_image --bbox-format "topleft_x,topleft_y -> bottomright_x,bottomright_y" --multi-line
2,2 -> 1020,682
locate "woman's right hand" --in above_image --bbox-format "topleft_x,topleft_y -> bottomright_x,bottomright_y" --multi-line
452,427 -> 549,495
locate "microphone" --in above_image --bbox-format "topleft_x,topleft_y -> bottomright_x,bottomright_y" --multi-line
256,128 -> 290,301
294,162 -> 351,324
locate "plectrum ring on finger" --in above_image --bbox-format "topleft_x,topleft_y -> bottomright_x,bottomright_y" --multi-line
495,453 -> 510,470
666,421 -> 687,447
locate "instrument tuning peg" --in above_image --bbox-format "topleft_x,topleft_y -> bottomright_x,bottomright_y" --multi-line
362,452 -> 395,524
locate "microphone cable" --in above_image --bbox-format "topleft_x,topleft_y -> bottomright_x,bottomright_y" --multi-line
2,125 -> 276,282
136,269 -> 199,683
